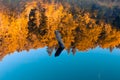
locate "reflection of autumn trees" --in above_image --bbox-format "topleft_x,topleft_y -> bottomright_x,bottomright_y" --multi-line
0,0 -> 120,59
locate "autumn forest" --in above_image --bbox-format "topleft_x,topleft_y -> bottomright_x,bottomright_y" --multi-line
0,0 -> 120,59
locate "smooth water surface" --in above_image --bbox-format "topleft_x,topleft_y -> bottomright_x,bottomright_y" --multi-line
0,47 -> 120,80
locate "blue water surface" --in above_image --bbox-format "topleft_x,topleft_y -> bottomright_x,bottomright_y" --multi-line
0,47 -> 120,80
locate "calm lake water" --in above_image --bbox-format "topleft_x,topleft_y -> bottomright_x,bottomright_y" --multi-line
0,47 -> 120,80
1,0 -> 120,80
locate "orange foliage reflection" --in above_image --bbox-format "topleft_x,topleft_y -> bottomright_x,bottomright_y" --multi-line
0,0 -> 120,60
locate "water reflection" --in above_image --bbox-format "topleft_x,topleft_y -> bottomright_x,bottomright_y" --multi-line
0,1 -> 120,80
0,0 -> 120,60
0,47 -> 120,80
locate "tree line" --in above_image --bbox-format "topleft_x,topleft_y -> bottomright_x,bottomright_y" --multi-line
0,0 -> 120,60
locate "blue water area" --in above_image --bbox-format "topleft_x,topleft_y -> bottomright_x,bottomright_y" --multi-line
0,47 -> 120,80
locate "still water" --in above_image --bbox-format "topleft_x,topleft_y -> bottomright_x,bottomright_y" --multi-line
0,47 -> 120,80
0,0 -> 120,80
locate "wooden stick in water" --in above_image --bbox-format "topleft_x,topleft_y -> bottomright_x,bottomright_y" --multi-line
54,30 -> 65,57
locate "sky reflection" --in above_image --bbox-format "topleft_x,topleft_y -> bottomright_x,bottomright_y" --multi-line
0,47 -> 120,80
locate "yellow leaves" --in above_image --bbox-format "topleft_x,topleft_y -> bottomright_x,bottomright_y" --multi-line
99,29 -> 120,48
0,5 -> 29,55
35,10 -> 41,27
84,13 -> 91,24
24,1 -> 38,16
1,0 -> 120,57
44,3 -> 65,29
104,24 -> 112,34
